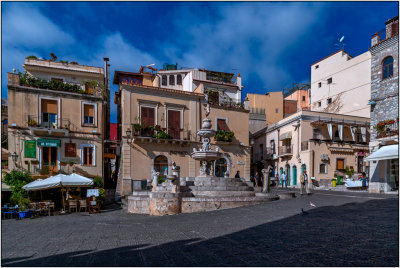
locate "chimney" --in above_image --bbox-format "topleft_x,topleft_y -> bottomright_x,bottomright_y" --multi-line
371,32 -> 380,47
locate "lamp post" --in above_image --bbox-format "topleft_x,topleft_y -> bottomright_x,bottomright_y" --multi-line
11,152 -> 18,169
126,128 -> 132,143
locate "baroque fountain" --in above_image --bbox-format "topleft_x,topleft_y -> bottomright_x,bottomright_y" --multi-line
128,118 -> 279,216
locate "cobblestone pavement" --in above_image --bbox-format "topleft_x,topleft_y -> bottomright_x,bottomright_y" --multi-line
2,190 -> 398,266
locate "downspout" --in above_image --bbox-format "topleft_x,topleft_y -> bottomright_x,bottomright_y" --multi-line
311,150 -> 315,178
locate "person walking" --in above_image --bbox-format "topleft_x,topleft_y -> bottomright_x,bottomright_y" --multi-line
254,172 -> 260,187
235,170 -> 240,179
281,171 -> 287,188
300,169 -> 310,195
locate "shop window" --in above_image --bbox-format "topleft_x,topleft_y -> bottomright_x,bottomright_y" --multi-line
382,56 -> 393,79
177,74 -> 182,85
83,104 -> 95,125
162,75 -> 167,86
65,143 -> 76,157
169,75 -> 175,85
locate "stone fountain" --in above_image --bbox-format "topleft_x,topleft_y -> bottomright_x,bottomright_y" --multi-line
127,118 -> 279,216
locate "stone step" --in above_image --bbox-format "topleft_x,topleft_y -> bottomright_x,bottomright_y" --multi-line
193,181 -> 249,187
191,190 -> 256,197
189,185 -> 253,191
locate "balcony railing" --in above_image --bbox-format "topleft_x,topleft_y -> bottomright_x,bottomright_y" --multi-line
279,145 -> 293,156
253,147 -> 274,162
376,121 -> 399,139
27,115 -> 71,130
136,127 -> 191,141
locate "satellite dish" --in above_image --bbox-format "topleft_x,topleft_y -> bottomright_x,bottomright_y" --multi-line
339,36 -> 344,42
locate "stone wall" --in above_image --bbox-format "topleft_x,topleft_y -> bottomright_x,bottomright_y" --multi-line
370,35 -> 399,142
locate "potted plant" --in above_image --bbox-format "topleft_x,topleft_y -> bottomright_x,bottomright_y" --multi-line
132,123 -> 142,136
27,118 -> 37,127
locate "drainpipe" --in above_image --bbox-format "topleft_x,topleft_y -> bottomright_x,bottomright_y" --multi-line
311,150 -> 315,178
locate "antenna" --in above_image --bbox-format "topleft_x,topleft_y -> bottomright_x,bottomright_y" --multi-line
335,35 -> 346,50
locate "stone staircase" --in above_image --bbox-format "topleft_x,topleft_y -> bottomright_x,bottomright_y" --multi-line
187,177 -> 256,197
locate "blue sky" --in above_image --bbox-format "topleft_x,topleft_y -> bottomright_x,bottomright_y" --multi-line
2,1 -> 398,123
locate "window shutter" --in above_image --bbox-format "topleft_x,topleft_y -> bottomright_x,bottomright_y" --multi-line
141,107 -> 155,127
65,143 -> 76,157
217,119 -> 230,131
168,110 -> 181,139
84,105 -> 94,117
41,99 -> 57,113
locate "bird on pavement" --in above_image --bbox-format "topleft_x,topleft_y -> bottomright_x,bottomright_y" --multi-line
310,201 -> 316,207
301,208 -> 309,215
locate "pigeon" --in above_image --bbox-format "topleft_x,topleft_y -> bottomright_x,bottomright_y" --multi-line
310,202 -> 316,207
301,208 -> 309,215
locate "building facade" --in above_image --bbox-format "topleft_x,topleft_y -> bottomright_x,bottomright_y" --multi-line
7,58 -> 106,180
250,110 -> 370,186
367,16 -> 399,193
283,83 -> 311,117
310,50 -> 371,117
114,67 -> 250,197
245,92 -> 284,125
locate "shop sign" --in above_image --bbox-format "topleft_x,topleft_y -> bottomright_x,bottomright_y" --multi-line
24,140 -> 36,158
237,161 -> 245,165
37,139 -> 61,147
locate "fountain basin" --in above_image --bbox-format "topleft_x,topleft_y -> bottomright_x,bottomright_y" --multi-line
197,129 -> 216,138
191,151 -> 222,161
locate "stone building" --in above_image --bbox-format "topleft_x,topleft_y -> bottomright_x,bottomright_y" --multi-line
310,49 -> 371,117
7,58 -> 107,180
114,66 -> 250,197
366,16 -> 399,193
250,110 -> 370,186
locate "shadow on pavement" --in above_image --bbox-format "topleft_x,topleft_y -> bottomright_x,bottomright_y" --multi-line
2,199 -> 398,267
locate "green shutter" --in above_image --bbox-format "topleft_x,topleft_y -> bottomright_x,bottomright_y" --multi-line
24,140 -> 36,158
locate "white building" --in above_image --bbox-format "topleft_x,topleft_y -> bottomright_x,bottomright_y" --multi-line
310,50 -> 371,117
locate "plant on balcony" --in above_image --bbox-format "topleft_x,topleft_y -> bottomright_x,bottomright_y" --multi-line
27,118 -> 37,127
215,130 -> 234,142
132,123 -> 142,135
19,72 -> 82,94
25,55 -> 38,60
151,128 -> 172,140
50,53 -> 57,61
81,80 -> 106,98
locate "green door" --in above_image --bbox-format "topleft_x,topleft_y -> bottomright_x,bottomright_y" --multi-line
293,166 -> 297,186
286,165 -> 290,186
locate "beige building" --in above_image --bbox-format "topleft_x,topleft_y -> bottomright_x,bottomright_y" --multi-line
114,67 -> 250,197
250,110 -> 370,186
310,50 -> 371,117
245,92 -> 283,125
7,58 -> 106,179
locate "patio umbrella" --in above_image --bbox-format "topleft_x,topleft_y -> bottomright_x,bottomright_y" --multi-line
22,174 -> 93,191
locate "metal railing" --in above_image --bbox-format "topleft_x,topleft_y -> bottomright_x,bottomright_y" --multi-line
136,128 -> 192,141
278,145 -> 292,155
27,115 -> 71,130
376,121 -> 399,139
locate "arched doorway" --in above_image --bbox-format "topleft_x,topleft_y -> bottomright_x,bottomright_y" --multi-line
292,165 -> 297,186
154,155 -> 168,179
215,158 -> 227,177
285,164 -> 291,186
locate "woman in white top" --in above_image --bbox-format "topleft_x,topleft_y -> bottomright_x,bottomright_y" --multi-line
281,171 -> 287,188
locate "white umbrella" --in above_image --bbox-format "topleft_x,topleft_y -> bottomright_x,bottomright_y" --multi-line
23,174 -> 93,191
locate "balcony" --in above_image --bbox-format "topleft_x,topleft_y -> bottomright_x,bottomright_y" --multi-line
252,147 -> 274,163
27,115 -> 70,136
206,90 -> 244,109
130,126 -> 192,146
278,145 -> 293,157
375,120 -> 399,139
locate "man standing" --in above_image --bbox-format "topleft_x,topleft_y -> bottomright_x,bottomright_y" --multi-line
300,169 -> 310,195
281,171 -> 287,188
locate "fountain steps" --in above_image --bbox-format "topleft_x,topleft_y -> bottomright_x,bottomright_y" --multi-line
189,185 -> 254,191
191,190 -> 255,197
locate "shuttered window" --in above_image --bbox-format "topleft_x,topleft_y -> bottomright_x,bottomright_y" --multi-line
162,75 -> 167,86
169,75 -> 175,85
65,143 -> 76,157
336,159 -> 344,170
167,110 -> 181,139
217,119 -> 230,131
41,99 -> 57,113
141,107 -> 155,127
84,104 -> 95,124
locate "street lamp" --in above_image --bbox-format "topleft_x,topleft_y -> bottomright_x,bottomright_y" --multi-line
126,128 -> 133,144
250,139 -> 255,146
11,152 -> 18,168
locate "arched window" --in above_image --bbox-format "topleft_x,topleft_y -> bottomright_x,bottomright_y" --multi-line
215,158 -> 227,177
154,155 -> 168,178
177,75 -> 182,85
161,75 -> 167,86
382,56 -> 393,79
169,75 -> 175,85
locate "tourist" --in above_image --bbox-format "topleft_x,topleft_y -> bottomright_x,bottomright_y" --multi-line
254,172 -> 260,187
360,172 -> 367,187
281,171 -> 287,188
300,169 -> 310,195
235,170 -> 240,179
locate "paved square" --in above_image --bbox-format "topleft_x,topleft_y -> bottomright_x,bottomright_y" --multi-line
2,190 -> 398,266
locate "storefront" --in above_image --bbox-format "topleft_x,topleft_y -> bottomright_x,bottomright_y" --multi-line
37,139 -> 61,172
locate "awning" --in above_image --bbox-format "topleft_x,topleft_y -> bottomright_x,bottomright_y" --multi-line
365,144 -> 399,162
279,132 -> 292,141
37,139 -> 61,147
22,173 -> 93,191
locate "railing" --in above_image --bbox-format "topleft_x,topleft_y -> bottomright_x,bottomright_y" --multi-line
253,147 -> 274,162
301,141 -> 309,151
136,128 -> 192,141
279,145 -> 292,155
207,95 -> 244,109
376,121 -> 399,139
27,115 -> 71,130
